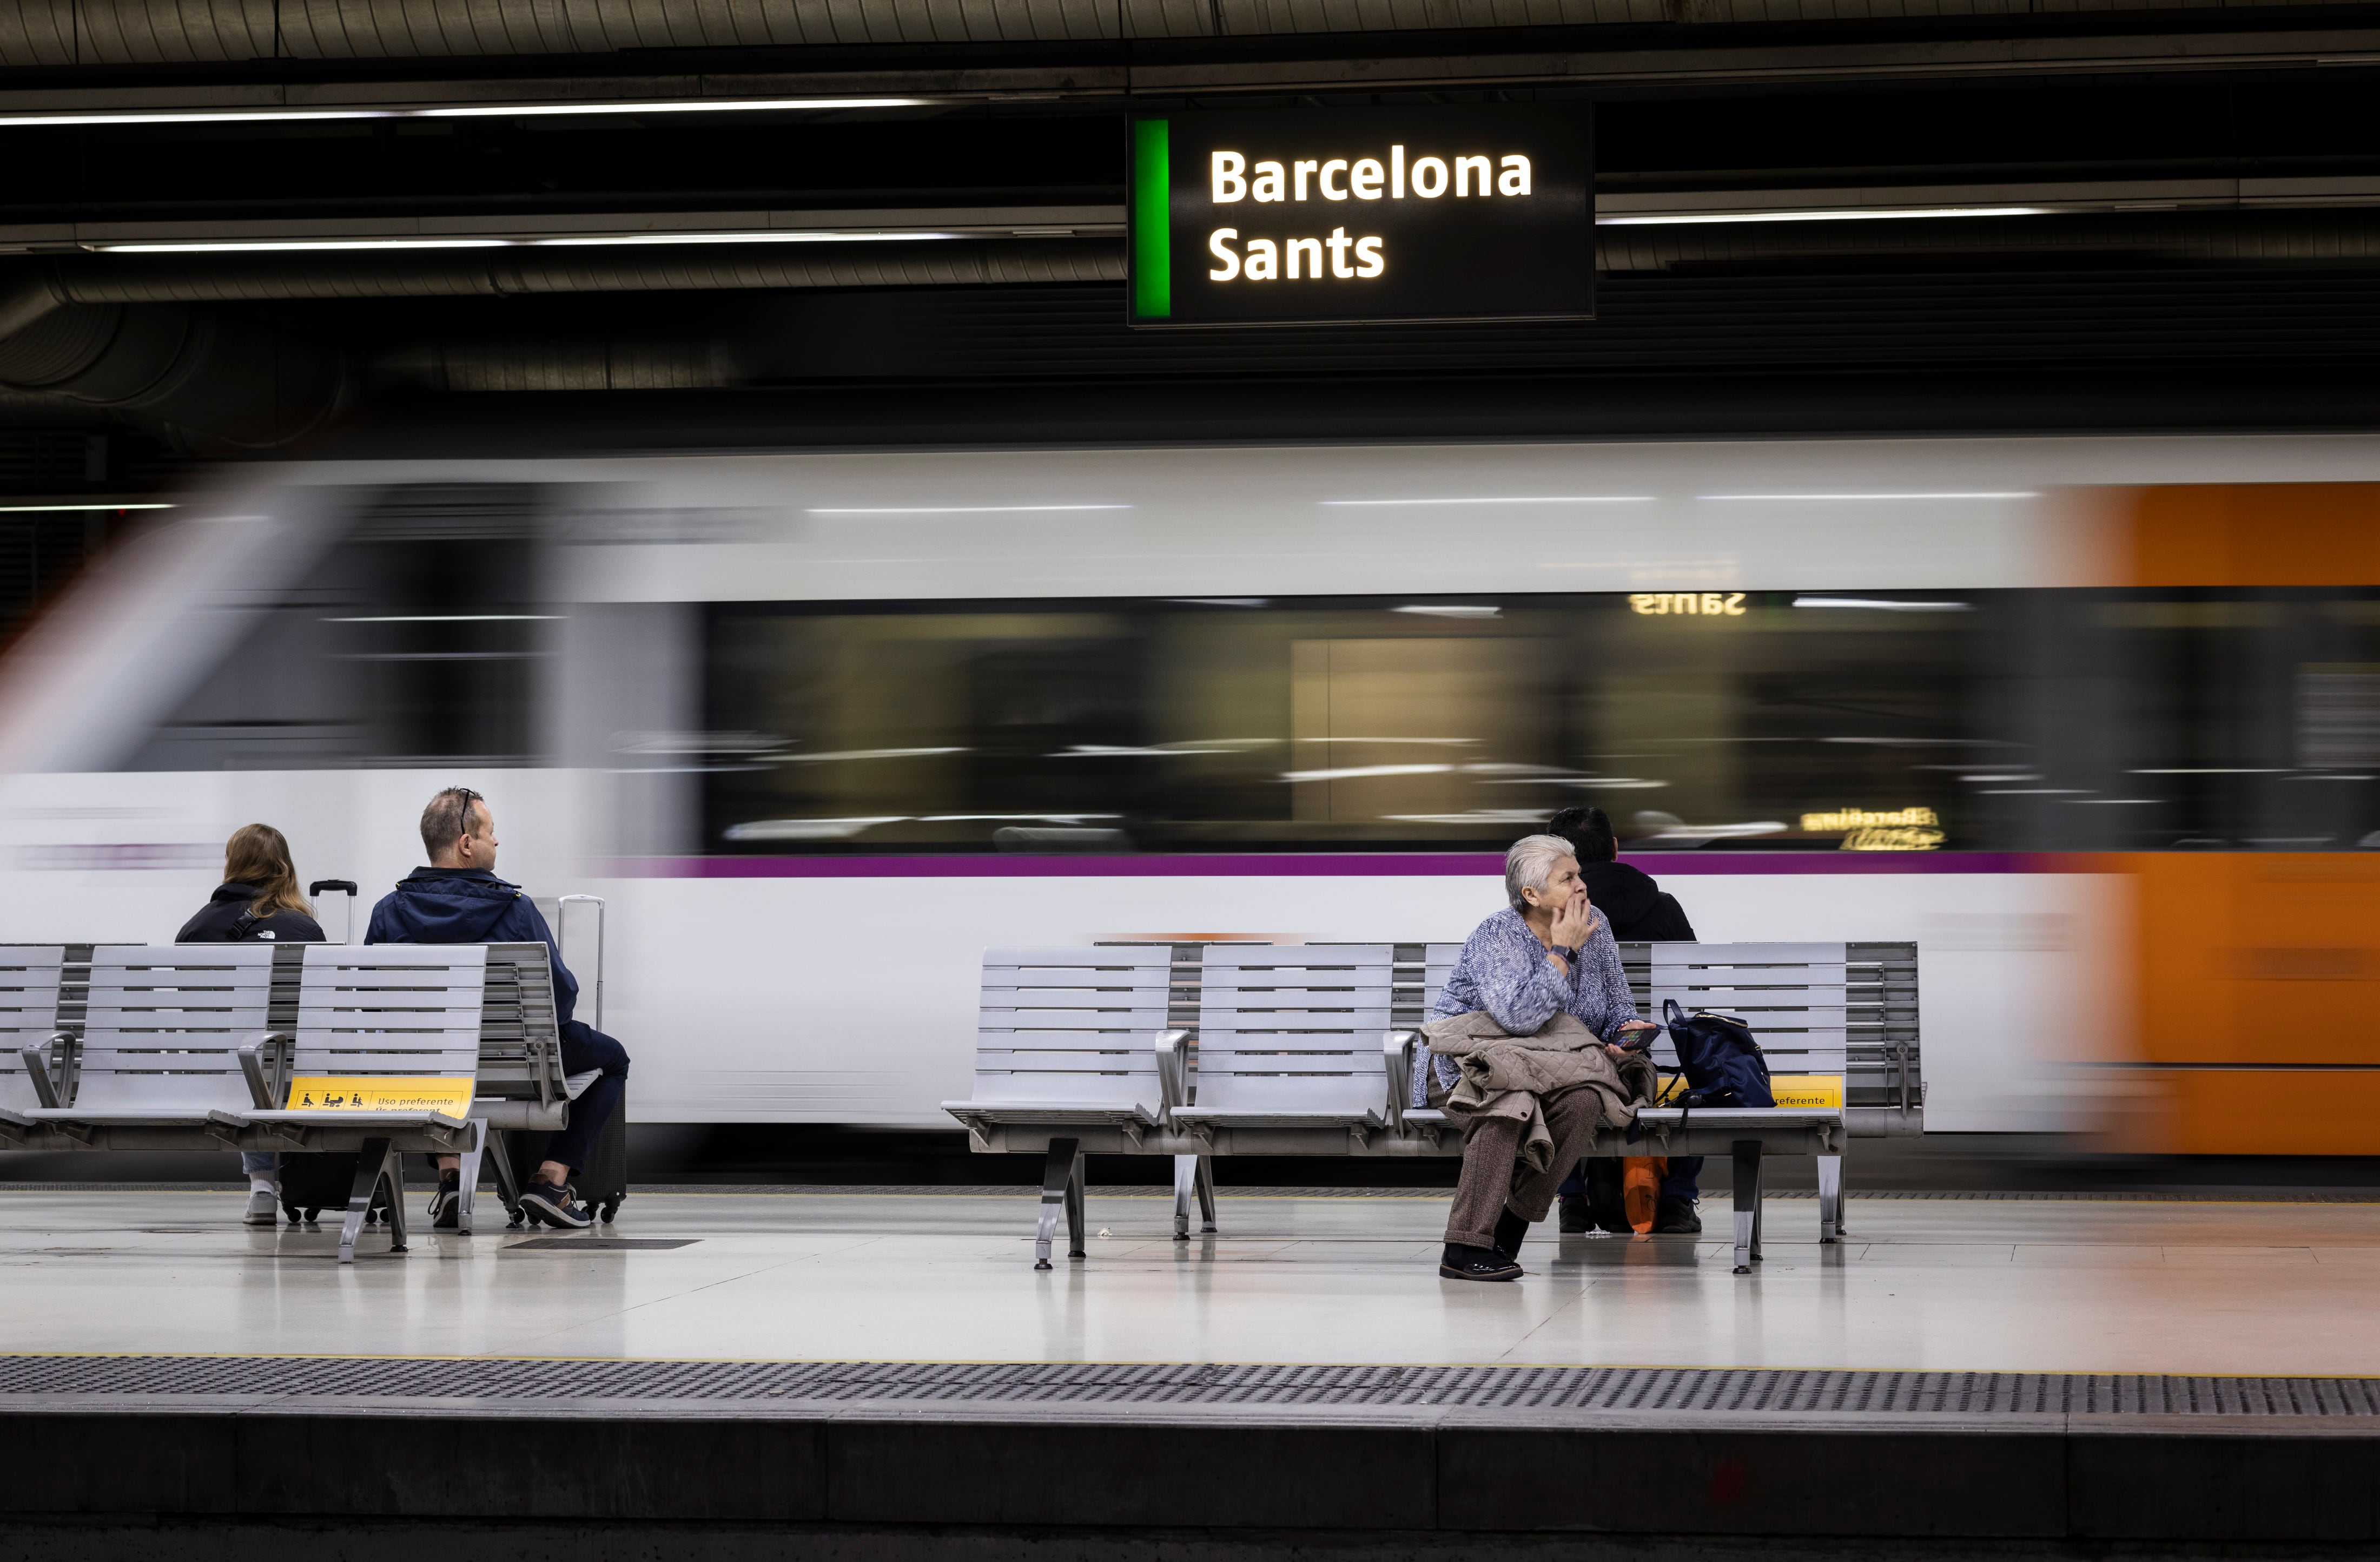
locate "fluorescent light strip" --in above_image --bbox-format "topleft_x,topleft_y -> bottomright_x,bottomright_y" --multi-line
419,97 -> 925,118
1792,596 -> 1973,612
1601,206 -> 2051,226
530,230 -> 962,247
1321,496 -> 1655,507
0,96 -> 926,129
1705,491 -> 2040,501
322,614 -> 563,623
0,501 -> 173,512
805,504 -> 1130,515
102,238 -> 513,254
95,230 -> 962,254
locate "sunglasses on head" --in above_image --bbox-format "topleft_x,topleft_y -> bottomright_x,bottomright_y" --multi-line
447,787 -> 484,845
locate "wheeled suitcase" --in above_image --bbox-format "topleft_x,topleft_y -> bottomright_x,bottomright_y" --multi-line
276,1151 -> 395,1227
273,879 -> 389,1225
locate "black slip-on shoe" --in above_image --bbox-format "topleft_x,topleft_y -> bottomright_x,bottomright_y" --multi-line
1653,1195 -> 1703,1235
519,1182 -> 593,1229
1439,1243 -> 1522,1282
428,1171 -> 462,1230
1492,1208 -> 1531,1259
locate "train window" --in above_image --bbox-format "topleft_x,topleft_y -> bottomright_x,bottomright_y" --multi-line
706,588 -> 2380,854
703,593 -> 1983,853
127,485 -> 550,770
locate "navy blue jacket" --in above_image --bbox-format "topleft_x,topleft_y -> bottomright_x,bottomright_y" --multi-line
365,867 -> 581,1024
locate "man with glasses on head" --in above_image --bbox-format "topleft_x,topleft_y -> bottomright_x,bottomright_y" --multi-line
366,786 -> 632,1229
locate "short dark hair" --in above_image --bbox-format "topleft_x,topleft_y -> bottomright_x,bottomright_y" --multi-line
1548,805 -> 1618,863
420,787 -> 484,860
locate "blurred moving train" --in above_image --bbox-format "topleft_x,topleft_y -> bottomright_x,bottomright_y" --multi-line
2,433 -> 2378,1156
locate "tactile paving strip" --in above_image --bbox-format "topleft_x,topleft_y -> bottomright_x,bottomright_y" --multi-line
0,1356 -> 2375,1415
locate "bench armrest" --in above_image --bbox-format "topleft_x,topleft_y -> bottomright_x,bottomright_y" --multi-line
1383,1030 -> 1420,1132
17,1031 -> 70,1110
1153,1030 -> 1191,1121
237,1033 -> 293,1111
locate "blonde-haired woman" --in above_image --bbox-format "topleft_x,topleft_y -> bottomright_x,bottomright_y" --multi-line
177,823 -> 326,1225
177,824 -> 325,945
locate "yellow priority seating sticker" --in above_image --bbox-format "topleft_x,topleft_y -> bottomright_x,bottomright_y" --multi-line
1767,1075 -> 1844,1110
286,1076 -> 475,1113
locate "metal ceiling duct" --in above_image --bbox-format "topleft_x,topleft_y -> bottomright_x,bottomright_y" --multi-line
0,0 -> 2339,63
0,302 -> 347,450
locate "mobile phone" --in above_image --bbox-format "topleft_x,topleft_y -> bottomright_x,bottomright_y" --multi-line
1614,1023 -> 1660,1051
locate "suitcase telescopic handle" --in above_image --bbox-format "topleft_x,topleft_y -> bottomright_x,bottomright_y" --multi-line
308,880 -> 361,945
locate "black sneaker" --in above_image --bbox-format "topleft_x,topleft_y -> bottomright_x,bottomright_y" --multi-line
1557,1197 -> 1591,1234
1439,1243 -> 1522,1282
1653,1195 -> 1703,1235
520,1181 -> 593,1229
427,1170 -> 462,1231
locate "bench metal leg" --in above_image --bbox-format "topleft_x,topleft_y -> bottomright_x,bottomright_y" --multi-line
1035,1137 -> 1082,1270
1172,1154 -> 1219,1240
456,1118 -> 486,1236
339,1136 -> 405,1264
1731,1139 -> 1763,1275
1816,1154 -> 1843,1243
487,1126 -> 524,1227
380,1141 -> 408,1255
1064,1148 -> 1087,1260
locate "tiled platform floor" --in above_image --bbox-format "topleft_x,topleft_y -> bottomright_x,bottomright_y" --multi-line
1,1185 -> 2373,1377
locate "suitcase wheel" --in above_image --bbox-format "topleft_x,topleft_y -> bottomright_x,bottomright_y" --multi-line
600,1197 -> 620,1223
303,1208 -> 321,1225
281,1203 -> 301,1225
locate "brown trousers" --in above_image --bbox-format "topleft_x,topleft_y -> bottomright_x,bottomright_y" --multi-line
1443,1083 -> 1610,1250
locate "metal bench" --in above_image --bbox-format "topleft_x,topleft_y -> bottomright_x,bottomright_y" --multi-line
948,940 -> 1921,1274
0,940 -> 604,1259
941,946 -> 1196,1269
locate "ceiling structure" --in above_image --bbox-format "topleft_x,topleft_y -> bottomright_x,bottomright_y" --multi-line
3,0 -> 2380,470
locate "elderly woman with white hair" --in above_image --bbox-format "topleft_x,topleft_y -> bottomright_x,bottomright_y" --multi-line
1417,833 -> 1659,1281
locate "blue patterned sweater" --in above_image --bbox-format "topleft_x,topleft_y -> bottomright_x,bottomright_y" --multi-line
1413,905 -> 1642,1106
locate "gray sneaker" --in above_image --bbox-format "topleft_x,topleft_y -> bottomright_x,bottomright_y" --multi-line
243,1189 -> 280,1227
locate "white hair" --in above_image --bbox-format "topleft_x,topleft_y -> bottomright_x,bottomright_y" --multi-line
1504,833 -> 1575,912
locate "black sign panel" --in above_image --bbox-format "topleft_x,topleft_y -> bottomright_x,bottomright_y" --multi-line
1128,105 -> 1592,327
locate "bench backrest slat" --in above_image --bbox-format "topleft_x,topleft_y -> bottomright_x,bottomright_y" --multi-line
294,945 -> 487,1085
0,947 -> 65,1115
970,947 -> 1173,1111
471,942 -> 564,1098
63,946 -> 277,1113
1193,945 -> 1394,1116
1648,943 -> 1849,1073
1418,940 -> 1865,1078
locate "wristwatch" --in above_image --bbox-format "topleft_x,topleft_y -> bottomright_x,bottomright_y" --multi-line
1550,945 -> 1578,963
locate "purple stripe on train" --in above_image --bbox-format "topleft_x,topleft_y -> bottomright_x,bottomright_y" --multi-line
616,851 -> 2043,878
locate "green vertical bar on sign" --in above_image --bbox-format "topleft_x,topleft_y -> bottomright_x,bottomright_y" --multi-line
1131,118 -> 1171,320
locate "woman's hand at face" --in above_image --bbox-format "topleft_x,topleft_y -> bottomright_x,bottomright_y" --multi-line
1551,891 -> 1597,951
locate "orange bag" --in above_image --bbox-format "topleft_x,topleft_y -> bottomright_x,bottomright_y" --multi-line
1623,1156 -> 1667,1234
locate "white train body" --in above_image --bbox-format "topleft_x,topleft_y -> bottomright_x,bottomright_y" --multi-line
4,433 -> 2376,1141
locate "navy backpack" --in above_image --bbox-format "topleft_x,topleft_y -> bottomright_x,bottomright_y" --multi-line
1661,998 -> 1775,1110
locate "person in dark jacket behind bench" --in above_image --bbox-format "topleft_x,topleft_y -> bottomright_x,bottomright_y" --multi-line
367,786 -> 630,1230
1548,805 -> 1704,1236
177,822 -> 327,1228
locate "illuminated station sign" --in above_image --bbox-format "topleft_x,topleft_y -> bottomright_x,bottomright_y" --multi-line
1128,106 -> 1594,326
